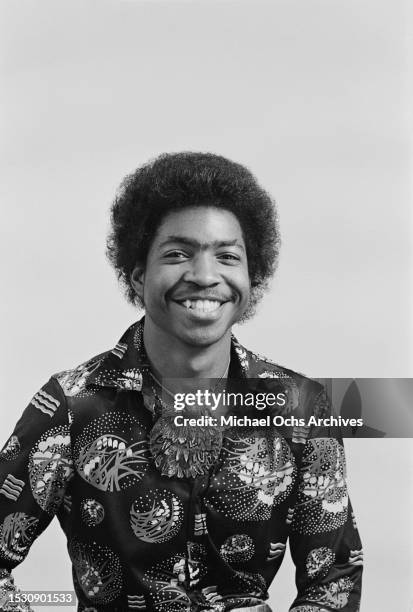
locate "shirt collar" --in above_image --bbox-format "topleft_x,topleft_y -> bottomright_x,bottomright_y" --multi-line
85,316 -> 264,391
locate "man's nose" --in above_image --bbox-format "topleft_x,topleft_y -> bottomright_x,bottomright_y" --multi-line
182,253 -> 220,286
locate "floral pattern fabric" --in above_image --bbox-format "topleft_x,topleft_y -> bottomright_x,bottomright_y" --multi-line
0,319 -> 362,611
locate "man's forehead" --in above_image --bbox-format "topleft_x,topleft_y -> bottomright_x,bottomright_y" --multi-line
158,236 -> 245,250
153,206 -> 246,246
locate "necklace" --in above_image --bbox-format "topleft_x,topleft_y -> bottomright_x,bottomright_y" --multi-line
148,357 -> 231,402
146,358 -> 230,479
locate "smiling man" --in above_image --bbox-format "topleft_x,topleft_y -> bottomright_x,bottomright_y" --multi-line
131,206 -> 250,379
0,153 -> 362,611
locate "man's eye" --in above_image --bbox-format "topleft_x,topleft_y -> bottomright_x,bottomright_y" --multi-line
218,253 -> 240,262
164,250 -> 188,259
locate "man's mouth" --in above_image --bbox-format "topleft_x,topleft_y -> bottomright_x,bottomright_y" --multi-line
177,299 -> 223,313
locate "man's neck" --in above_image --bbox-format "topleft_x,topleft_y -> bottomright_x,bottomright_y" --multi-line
143,317 -> 231,381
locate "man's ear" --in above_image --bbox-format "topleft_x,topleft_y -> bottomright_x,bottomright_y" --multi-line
130,265 -> 145,302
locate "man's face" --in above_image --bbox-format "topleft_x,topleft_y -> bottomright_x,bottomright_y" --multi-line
132,206 -> 250,347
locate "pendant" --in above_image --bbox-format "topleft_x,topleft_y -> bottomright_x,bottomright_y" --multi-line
149,407 -> 223,479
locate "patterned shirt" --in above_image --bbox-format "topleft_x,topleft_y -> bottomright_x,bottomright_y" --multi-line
0,319 -> 362,611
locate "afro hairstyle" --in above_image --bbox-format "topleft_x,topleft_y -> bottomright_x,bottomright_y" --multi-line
107,152 -> 280,319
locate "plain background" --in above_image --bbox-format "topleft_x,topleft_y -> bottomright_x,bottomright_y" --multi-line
1,1 -> 412,610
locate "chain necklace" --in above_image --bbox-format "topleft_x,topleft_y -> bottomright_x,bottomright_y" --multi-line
148,357 -> 231,407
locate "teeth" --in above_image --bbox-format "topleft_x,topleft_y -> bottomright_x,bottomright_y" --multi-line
182,299 -> 221,311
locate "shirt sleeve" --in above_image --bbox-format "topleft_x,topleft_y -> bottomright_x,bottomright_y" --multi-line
0,378 -> 73,612
288,385 -> 363,612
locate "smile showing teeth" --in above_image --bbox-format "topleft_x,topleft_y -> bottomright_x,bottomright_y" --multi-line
180,299 -> 222,312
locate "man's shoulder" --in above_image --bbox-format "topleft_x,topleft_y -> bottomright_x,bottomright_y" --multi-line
50,323 -> 143,398
234,339 -> 325,409
233,337 -> 310,382
51,349 -> 112,398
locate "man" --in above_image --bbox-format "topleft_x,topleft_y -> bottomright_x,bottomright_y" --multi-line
0,153 -> 362,611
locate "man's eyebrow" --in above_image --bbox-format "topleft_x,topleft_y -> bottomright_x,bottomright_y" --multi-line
158,236 -> 245,250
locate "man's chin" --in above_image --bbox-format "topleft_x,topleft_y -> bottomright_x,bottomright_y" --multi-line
178,326 -> 227,348
169,317 -> 235,348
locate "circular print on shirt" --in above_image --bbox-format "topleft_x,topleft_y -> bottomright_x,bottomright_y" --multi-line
73,412 -> 149,492
220,534 -> 255,564
0,512 -> 39,563
307,577 -> 354,610
228,570 -> 267,598
306,547 -> 335,578
208,432 -> 296,521
130,489 -> 183,543
292,438 -> 348,535
143,543 -> 207,612
0,435 -> 20,461
28,425 -> 73,515
69,538 -> 123,604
